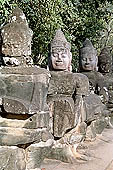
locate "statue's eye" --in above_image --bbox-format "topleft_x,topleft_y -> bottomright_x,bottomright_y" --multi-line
89,58 -> 92,61
62,54 -> 67,58
53,53 -> 58,57
82,58 -> 86,61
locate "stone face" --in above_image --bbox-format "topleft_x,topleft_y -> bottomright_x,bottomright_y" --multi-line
0,146 -> 26,170
0,67 -> 50,114
0,127 -> 53,146
79,38 -> 98,71
1,7 -> 33,57
48,29 -> 72,72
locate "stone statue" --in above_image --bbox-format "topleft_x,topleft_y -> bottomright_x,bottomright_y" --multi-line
79,38 -> 98,72
79,39 -> 109,102
79,40 -> 112,133
47,31 -> 108,163
98,47 -> 112,74
98,47 -> 113,113
1,7 -> 33,66
48,29 -> 72,72
0,8 -> 53,170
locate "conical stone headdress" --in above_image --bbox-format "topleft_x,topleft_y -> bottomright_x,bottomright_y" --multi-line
51,29 -> 71,50
81,38 -> 97,54
83,38 -> 94,48
79,38 -> 98,71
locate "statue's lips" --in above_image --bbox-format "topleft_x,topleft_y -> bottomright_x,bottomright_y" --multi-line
55,62 -> 63,66
84,65 -> 91,68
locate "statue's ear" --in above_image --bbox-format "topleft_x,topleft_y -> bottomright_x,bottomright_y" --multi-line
69,52 -> 72,62
68,52 -> 72,72
94,55 -> 98,71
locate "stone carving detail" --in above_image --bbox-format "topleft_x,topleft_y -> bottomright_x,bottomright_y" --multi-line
48,29 -> 72,72
47,71 -> 89,137
1,7 -> 33,66
1,7 -> 33,57
79,38 -> 98,71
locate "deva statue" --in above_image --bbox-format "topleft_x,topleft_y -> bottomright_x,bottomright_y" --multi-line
48,29 -> 72,72
79,38 -> 98,72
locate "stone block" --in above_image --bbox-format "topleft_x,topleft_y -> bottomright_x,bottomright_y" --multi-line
84,94 -> 107,123
0,112 -> 49,129
0,146 -> 25,170
48,71 -> 89,96
26,140 -> 53,170
0,127 -> 53,146
0,67 -> 50,114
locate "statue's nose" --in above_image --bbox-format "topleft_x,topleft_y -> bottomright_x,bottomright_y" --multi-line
57,53 -> 62,60
86,58 -> 90,64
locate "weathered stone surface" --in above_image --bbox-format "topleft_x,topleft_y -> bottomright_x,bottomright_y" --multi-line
81,71 -> 105,90
0,127 -> 53,146
79,38 -> 98,71
103,76 -> 113,110
1,7 -> 33,57
48,97 -> 75,137
48,71 -> 89,96
0,112 -> 49,129
81,71 -> 110,104
86,117 -> 108,140
26,140 -> 53,169
84,94 -> 108,123
0,146 -> 25,170
48,29 -> 72,72
47,122 -> 87,163
98,47 -> 112,74
0,67 -> 50,114
47,71 -> 89,137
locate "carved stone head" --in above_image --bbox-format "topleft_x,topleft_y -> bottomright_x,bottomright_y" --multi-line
1,7 -> 33,57
79,38 -> 98,71
48,29 -> 72,71
98,47 -> 112,73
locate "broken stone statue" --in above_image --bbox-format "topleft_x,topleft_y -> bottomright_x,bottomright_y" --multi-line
0,7 -> 53,170
1,7 -> 33,66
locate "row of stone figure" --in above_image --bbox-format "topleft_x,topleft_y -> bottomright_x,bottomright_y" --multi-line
0,7 -> 113,170
48,28 -> 112,74
0,7 -> 112,75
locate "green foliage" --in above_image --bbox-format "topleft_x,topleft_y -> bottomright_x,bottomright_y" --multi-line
0,0 -> 113,71
0,0 -> 16,27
